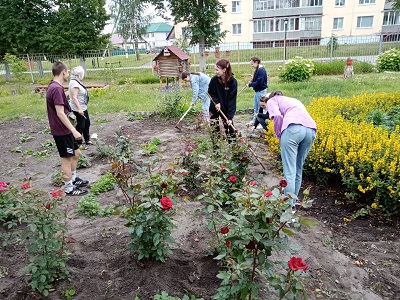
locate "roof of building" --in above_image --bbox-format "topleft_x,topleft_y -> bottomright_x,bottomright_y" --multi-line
147,22 -> 173,33
153,46 -> 190,61
166,26 -> 175,40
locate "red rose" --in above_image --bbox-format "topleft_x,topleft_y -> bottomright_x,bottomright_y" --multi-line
241,157 -> 248,162
288,256 -> 307,272
279,179 -> 288,188
234,129 -> 238,133
225,241 -> 231,247
220,227 -> 229,234
221,165 -> 226,172
50,189 -> 63,198
264,190 -> 272,197
161,182 -> 168,189
229,176 -> 237,183
21,182 -> 31,189
160,196 -> 173,211
0,181 -> 7,193
245,240 -> 256,250
45,203 -> 51,210
259,134 -> 263,138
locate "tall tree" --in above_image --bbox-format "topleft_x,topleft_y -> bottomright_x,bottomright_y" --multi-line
43,0 -> 110,55
0,0 -> 54,56
149,0 -> 227,72
393,0 -> 400,10
109,0 -> 153,61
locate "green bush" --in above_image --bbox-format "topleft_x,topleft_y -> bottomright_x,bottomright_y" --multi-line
278,56 -> 314,82
377,48 -> 400,72
77,195 -> 100,217
314,60 -> 374,75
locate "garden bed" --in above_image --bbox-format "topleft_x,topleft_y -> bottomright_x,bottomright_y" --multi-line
0,113 -> 399,300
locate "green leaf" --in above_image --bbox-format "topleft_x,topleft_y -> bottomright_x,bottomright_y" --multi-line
207,205 -> 214,213
282,227 -> 295,236
299,216 -> 318,228
214,253 -> 226,260
258,252 -> 265,264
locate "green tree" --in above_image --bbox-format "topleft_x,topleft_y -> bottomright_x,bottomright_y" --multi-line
393,0 -> 400,10
0,0 -> 54,56
109,0 -> 152,61
4,53 -> 27,90
43,0 -> 110,55
150,0 -> 227,72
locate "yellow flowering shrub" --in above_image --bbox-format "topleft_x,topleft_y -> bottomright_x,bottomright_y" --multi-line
265,92 -> 400,216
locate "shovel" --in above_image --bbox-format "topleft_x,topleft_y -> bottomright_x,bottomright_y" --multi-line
175,105 -> 193,131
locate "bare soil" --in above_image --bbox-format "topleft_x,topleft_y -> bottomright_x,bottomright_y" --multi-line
0,113 -> 399,300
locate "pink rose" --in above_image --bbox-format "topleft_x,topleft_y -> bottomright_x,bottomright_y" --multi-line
21,182 -> 31,189
240,138 -> 245,143
229,176 -> 237,183
0,181 -> 7,193
50,189 -> 63,198
264,190 -> 272,197
160,196 -> 173,211
288,257 -> 307,272
250,180 -> 256,186
220,227 -> 229,234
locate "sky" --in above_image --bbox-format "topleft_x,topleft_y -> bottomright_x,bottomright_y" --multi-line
103,2 -> 171,34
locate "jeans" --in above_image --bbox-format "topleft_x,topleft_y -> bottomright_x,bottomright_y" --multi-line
280,124 -> 316,202
256,116 -> 268,130
252,90 -> 267,123
199,93 -> 210,122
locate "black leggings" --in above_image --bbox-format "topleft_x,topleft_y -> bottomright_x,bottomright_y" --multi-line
73,110 -> 91,144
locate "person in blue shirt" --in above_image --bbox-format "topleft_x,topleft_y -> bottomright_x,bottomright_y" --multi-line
182,72 -> 211,122
246,56 -> 268,126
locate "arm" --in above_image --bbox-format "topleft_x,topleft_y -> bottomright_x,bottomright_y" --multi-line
248,68 -> 267,88
191,76 -> 199,105
70,87 -> 84,115
267,98 -> 283,139
55,105 -> 82,140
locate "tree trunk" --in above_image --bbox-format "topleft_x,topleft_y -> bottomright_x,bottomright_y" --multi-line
80,56 -> 87,73
135,39 -> 140,61
199,36 -> 206,73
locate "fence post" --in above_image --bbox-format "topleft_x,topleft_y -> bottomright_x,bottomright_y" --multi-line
237,41 -> 240,75
4,62 -> 11,82
330,36 -> 333,62
378,32 -> 383,55
27,54 -> 35,83
37,59 -> 44,78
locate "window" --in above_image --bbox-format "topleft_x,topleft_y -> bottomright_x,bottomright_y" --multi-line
383,11 -> 400,26
232,24 -> 242,34
300,16 -> 322,30
302,0 -> 322,6
253,0 -> 274,10
335,0 -> 345,6
357,16 -> 373,28
278,0 -> 300,8
254,19 -> 274,33
359,0 -> 375,4
333,17 -> 344,29
232,1 -> 242,13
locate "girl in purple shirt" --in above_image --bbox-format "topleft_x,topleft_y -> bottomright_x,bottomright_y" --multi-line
266,91 -> 317,202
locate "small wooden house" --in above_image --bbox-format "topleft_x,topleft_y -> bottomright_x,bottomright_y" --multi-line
153,46 -> 190,87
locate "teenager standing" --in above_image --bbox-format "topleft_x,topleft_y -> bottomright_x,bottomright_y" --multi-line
247,56 -> 268,127
46,61 -> 89,196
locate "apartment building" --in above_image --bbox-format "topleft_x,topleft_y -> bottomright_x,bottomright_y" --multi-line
172,0 -> 400,47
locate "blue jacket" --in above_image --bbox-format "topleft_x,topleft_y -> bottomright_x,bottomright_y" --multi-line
248,66 -> 268,92
190,73 -> 211,104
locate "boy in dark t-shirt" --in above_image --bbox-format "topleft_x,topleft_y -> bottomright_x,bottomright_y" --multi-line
46,61 -> 88,196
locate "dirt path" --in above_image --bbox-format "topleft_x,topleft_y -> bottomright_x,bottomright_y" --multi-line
0,113 -> 398,300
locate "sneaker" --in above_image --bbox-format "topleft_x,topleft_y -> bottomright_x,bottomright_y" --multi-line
256,124 -> 263,130
65,187 -> 88,196
73,177 -> 89,187
247,121 -> 254,127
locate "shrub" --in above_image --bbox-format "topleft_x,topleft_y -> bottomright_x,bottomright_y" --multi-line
314,60 -> 374,75
77,154 -> 91,168
376,48 -> 400,72
51,170 -> 64,187
77,195 -> 100,217
278,56 -> 314,82
156,84 -> 191,119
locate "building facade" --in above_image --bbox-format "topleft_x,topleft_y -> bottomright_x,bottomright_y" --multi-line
172,0 -> 400,48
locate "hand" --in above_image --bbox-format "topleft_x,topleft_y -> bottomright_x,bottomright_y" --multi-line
73,130 -> 82,140
78,109 -> 84,116
215,103 -> 221,111
227,120 -> 232,127
251,126 -> 256,131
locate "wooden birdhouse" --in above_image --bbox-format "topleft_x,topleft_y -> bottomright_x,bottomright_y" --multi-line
153,46 -> 190,87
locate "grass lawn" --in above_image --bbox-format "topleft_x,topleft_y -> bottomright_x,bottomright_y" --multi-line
0,72 -> 399,122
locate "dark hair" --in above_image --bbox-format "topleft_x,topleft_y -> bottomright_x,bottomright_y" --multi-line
52,61 -> 67,76
181,71 -> 201,80
216,59 -> 232,84
267,91 -> 283,99
250,56 -> 261,64
260,95 -> 267,102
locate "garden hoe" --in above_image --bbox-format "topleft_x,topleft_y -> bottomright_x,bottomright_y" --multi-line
206,92 -> 266,171
175,105 -> 193,131
237,85 -> 247,98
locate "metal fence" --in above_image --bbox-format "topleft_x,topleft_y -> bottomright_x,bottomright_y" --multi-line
1,32 -> 399,83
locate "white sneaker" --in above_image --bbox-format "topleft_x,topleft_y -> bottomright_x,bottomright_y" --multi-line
256,124 -> 263,130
